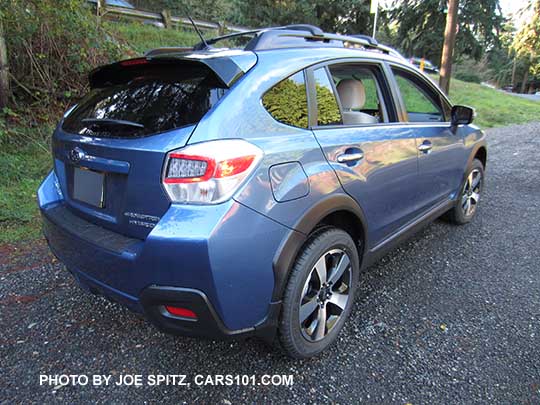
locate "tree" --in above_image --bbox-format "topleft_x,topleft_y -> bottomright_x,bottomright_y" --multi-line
513,0 -> 540,93
390,0 -> 504,64
439,0 -> 459,94
229,0 -> 390,37
0,15 -> 10,108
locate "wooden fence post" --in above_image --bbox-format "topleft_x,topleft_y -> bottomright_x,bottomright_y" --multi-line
0,18 -> 10,109
161,10 -> 172,29
97,0 -> 106,16
218,22 -> 226,36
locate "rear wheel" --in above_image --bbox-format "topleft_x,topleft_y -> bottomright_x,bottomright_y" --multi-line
447,158 -> 484,224
278,227 -> 359,359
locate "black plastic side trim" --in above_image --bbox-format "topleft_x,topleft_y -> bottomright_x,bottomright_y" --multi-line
140,286 -> 254,339
271,229 -> 306,302
140,286 -> 281,341
364,199 -> 454,267
466,141 -> 488,171
271,193 -> 369,301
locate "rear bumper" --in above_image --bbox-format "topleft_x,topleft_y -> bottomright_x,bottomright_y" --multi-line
38,170 -> 289,339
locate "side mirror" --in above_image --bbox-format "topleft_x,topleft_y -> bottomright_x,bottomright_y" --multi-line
451,105 -> 475,126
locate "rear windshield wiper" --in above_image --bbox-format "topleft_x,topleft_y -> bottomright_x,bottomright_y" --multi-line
81,118 -> 145,129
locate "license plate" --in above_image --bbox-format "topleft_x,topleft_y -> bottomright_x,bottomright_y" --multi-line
73,167 -> 105,208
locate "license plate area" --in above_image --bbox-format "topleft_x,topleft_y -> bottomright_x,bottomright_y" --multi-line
72,167 -> 105,208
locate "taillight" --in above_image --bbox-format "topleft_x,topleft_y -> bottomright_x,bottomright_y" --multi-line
162,139 -> 263,204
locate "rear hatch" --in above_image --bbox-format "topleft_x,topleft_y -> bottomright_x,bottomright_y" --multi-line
52,52 -> 256,239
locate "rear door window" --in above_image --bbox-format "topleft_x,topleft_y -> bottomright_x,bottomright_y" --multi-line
327,63 -> 393,125
313,68 -> 342,126
62,65 -> 228,138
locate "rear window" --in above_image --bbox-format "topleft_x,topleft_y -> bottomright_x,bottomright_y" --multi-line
62,65 -> 228,138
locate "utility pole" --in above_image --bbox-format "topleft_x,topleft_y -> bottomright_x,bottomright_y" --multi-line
0,17 -> 10,109
511,56 -> 517,91
439,0 -> 459,95
371,0 -> 379,39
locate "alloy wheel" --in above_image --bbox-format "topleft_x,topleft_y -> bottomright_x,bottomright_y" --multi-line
461,168 -> 482,217
299,248 -> 352,342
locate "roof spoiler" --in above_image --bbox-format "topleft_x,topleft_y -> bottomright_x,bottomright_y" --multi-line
88,51 -> 257,89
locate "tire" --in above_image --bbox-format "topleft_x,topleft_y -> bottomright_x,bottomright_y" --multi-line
446,158 -> 485,225
278,227 -> 360,359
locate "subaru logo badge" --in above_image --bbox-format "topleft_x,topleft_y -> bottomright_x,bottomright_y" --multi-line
68,147 -> 85,164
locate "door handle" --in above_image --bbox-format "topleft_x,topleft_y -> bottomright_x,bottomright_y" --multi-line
337,152 -> 364,163
418,141 -> 432,153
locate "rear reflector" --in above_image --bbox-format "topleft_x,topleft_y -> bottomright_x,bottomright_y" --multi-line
164,306 -> 197,319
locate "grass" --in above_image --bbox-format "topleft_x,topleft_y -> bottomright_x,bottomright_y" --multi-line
1,22 -> 540,245
105,21 -> 212,54
0,123 -> 53,243
447,79 -> 540,128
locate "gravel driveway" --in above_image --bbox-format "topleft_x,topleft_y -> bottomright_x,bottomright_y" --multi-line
2,122 -> 540,404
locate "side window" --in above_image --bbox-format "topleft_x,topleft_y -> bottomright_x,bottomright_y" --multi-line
328,63 -> 391,125
392,68 -> 446,123
313,68 -> 342,126
262,71 -> 308,128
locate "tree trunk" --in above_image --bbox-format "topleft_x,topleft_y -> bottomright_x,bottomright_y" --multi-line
520,68 -> 529,94
97,0 -> 106,24
0,18 -> 10,109
439,0 -> 459,95
511,57 -> 517,91
161,9 -> 172,29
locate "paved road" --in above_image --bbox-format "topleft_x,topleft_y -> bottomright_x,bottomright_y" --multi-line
2,122 -> 540,404
505,92 -> 540,102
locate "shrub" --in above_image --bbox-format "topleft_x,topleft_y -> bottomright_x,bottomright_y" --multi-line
1,0 -> 127,116
453,57 -> 487,84
454,71 -> 483,83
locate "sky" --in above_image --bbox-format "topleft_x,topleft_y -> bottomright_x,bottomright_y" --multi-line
499,0 -> 533,27
379,0 -> 533,28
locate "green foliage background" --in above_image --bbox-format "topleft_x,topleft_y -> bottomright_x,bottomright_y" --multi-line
315,84 -> 342,125
0,0 -> 539,244
262,77 -> 309,128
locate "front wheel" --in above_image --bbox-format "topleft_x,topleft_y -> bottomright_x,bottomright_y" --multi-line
278,227 -> 360,359
447,158 -> 484,224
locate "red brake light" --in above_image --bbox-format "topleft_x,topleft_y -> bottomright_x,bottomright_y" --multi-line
120,58 -> 149,67
165,306 -> 197,319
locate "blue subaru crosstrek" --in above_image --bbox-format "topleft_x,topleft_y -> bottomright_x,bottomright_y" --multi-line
38,25 -> 486,358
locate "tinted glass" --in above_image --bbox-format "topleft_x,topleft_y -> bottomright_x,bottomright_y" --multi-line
392,69 -> 445,122
63,70 -> 227,138
328,64 -> 390,124
313,68 -> 342,126
262,71 -> 308,128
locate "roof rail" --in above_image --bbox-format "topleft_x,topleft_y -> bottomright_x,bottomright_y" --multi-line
350,34 -> 378,46
186,25 -> 405,59
191,24 -> 324,51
